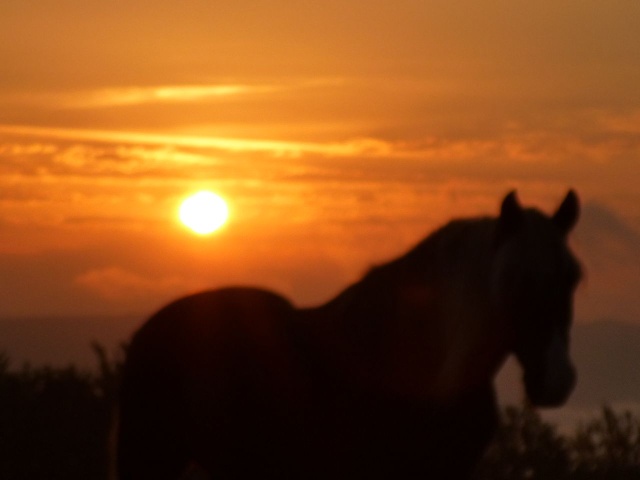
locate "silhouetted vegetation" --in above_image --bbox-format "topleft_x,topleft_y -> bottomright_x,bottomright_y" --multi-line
0,345 -> 123,480
474,405 -> 640,480
473,405 -> 572,479
1,348 -> 639,479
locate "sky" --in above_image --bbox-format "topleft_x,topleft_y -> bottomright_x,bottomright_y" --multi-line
0,0 -> 639,324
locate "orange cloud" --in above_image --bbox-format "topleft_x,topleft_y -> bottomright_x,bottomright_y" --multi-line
75,266 -> 194,302
59,84 -> 273,108
0,124 -> 393,158
0,85 -> 266,109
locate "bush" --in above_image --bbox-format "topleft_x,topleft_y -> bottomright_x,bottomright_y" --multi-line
2,347 -> 639,479
0,346 -> 122,480
475,404 -> 640,480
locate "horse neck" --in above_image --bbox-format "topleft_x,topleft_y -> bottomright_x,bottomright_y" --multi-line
298,219 -> 512,401
417,219 -> 511,398
295,276 -> 398,392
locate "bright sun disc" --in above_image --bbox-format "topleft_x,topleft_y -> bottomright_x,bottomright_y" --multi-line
179,191 -> 229,235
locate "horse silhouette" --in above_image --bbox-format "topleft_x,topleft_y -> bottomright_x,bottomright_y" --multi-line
117,191 -> 581,479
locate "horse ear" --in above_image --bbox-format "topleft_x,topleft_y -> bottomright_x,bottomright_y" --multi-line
500,191 -> 524,227
496,191 -> 524,243
552,190 -> 579,234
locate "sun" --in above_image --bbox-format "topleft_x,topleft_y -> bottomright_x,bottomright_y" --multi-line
179,191 -> 229,235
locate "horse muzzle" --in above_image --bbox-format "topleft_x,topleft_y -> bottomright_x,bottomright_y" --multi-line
524,361 -> 576,408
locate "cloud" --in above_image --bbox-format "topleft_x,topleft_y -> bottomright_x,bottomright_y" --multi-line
74,266 -> 193,301
0,143 -> 58,155
52,84 -> 275,109
0,85 -> 258,108
0,124 -> 394,158
0,79 -> 346,110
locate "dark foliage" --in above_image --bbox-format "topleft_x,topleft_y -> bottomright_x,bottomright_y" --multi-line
475,405 -> 640,480
0,345 -> 123,480
570,406 -> 640,479
1,347 -> 639,479
473,405 -> 571,479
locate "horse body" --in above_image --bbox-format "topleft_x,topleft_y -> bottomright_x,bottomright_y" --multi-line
117,191 -> 581,479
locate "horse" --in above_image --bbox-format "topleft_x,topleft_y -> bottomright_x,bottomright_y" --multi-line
117,190 -> 582,480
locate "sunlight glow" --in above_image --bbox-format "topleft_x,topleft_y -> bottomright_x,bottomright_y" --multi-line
179,191 -> 229,235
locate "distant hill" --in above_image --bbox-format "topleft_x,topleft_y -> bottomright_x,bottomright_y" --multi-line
1,316 -> 639,415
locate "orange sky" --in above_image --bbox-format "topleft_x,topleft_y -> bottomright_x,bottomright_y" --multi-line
0,1 -> 639,322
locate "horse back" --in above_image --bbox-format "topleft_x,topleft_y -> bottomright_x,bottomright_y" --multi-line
119,287 -> 497,478
127,286 -> 302,395
118,287 -> 308,478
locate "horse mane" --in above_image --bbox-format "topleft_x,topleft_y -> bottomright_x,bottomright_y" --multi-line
316,217 -> 499,359
354,216 -> 498,300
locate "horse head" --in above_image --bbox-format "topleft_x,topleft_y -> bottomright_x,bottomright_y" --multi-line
492,190 -> 581,407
